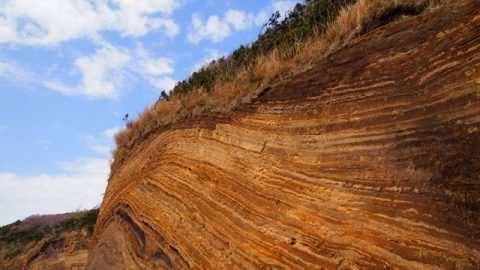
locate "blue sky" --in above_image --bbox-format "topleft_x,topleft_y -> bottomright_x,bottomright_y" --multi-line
0,0 -> 301,225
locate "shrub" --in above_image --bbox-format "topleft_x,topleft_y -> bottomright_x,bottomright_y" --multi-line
0,208 -> 99,246
55,208 -> 100,232
0,224 -> 48,244
114,150 -> 125,164
168,0 -> 354,99
4,246 -> 21,260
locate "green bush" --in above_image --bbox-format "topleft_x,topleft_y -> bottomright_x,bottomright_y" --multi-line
0,224 -> 48,244
114,150 -> 125,164
55,208 -> 100,232
0,208 -> 99,246
4,246 -> 21,260
167,0 -> 355,99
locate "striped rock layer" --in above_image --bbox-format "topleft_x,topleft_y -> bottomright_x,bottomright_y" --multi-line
27,250 -> 88,270
87,1 -> 480,269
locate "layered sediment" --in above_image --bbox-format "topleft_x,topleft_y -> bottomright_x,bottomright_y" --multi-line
26,232 -> 89,270
88,1 -> 480,269
0,231 -> 91,270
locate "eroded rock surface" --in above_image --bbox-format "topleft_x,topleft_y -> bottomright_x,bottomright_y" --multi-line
88,1 -> 480,269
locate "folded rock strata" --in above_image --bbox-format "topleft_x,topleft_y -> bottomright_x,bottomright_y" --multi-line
88,1 -> 480,269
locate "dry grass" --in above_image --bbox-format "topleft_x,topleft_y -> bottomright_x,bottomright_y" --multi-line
112,0 -> 449,167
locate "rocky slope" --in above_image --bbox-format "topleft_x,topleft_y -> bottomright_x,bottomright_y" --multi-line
0,210 -> 98,270
88,1 -> 480,269
23,233 -> 90,270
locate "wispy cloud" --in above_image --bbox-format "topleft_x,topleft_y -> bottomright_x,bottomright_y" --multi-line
42,42 -> 178,99
0,158 -> 109,226
188,14 -> 231,43
0,1 -> 186,99
83,126 -> 122,156
149,77 -> 177,92
133,43 -> 177,93
0,59 -> 33,82
43,45 -> 131,100
187,9 -> 267,44
186,1 -> 300,44
103,126 -> 121,141
138,58 -> 174,76
0,0 -> 182,46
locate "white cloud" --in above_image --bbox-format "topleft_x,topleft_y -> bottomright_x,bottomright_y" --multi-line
110,0 -> 181,37
225,10 -> 267,31
138,57 -> 174,76
0,0 -> 181,46
186,7 -> 269,44
112,0 -> 179,16
0,124 -> 7,131
73,46 -> 131,98
191,48 -> 226,72
0,158 -> 109,226
103,126 -> 121,141
225,10 -> 248,31
133,43 -> 176,92
149,18 -> 180,38
44,45 -> 131,99
42,42 -> 177,99
188,14 -> 230,44
0,59 -> 32,81
149,77 -> 177,92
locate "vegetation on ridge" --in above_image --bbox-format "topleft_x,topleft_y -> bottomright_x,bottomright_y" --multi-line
113,0 -> 444,169
171,0 -> 354,95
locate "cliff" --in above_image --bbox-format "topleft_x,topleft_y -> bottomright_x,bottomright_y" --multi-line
88,0 -> 480,269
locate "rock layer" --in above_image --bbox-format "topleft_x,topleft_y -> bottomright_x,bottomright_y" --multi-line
25,232 -> 90,270
88,1 -> 480,269
0,232 -> 90,270
27,250 -> 88,270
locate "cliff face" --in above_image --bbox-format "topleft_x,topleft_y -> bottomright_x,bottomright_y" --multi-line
88,1 -> 480,269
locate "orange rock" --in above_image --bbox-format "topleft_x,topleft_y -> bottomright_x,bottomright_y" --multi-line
88,1 -> 480,269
